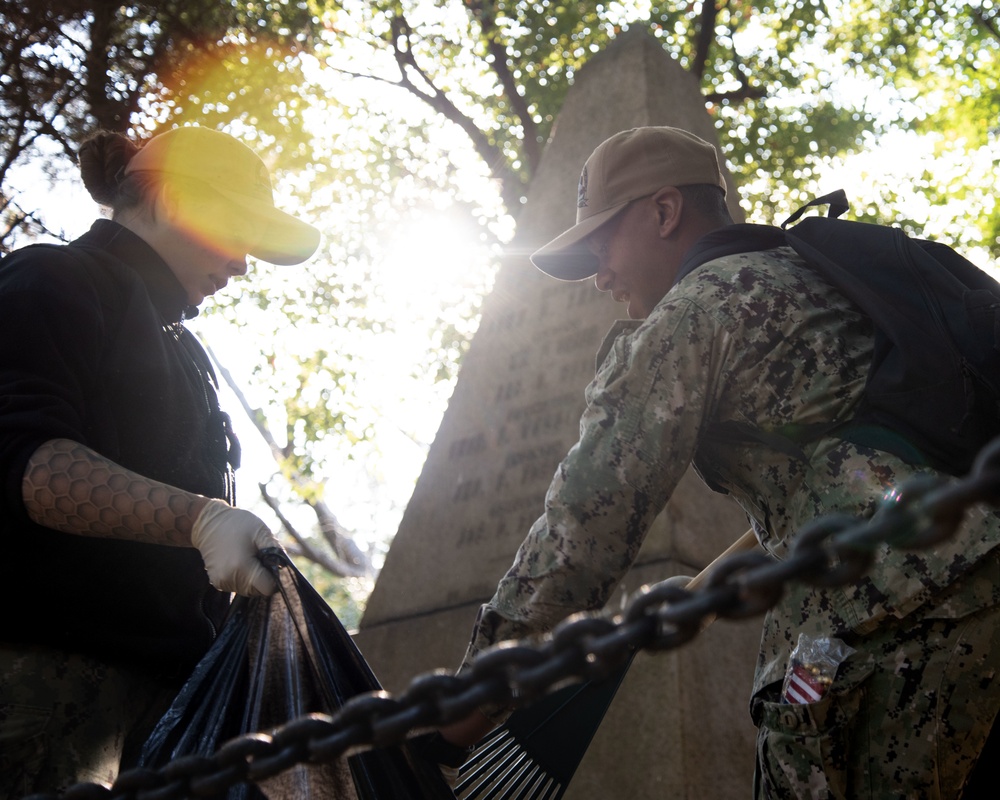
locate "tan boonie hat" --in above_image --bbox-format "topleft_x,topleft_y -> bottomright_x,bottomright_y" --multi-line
530,126 -> 727,280
125,126 -> 320,265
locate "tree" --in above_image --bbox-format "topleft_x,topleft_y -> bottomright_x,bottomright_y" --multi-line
0,0 -> 319,244
317,0 -> 999,242
320,1 -> 866,211
824,0 -> 1000,249
2,0 -> 998,614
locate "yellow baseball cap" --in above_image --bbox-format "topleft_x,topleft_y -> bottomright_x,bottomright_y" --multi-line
125,126 -> 320,265
530,126 -> 727,280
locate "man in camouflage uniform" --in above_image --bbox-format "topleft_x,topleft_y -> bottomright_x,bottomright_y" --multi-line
439,127 -> 1000,797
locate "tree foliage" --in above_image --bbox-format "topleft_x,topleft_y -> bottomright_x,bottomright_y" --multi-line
319,1 -> 876,216
0,0 -> 319,245
825,0 -> 1000,254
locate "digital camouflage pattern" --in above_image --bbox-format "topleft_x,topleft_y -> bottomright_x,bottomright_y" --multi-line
753,549 -> 1000,799
461,247 -> 1000,796
0,645 -> 174,798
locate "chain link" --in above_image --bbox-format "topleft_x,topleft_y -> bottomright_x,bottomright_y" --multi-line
29,438 -> 1000,800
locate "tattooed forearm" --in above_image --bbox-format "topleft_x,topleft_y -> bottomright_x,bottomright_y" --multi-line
22,439 -> 209,546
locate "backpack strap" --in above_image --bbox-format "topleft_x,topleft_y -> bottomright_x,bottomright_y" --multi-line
683,189 -> 922,486
675,186 -> 849,286
780,189 -> 849,227
674,224 -> 787,286
674,188 -> 854,287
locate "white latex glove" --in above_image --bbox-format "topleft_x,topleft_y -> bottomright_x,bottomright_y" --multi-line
190,499 -> 281,596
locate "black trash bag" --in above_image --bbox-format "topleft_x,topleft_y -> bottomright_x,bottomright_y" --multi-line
138,548 -> 455,800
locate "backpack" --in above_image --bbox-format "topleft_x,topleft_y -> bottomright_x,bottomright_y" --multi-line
675,190 -> 1000,477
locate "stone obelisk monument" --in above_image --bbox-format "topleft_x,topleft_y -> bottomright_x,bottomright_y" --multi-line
355,28 -> 761,798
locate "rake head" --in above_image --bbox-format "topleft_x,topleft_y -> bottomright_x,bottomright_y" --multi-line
454,652 -> 635,800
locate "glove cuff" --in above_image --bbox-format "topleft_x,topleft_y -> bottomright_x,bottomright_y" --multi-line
190,497 -> 231,549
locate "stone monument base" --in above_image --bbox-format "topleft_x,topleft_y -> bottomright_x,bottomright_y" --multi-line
354,471 -> 760,799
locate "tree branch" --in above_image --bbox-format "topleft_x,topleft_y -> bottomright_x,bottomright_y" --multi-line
971,4 -> 1000,44
385,12 -> 526,211
464,0 -> 541,176
703,86 -> 767,104
205,343 -> 287,467
205,344 -> 374,579
692,1 -> 719,81
312,497 -> 373,575
259,483 -> 371,578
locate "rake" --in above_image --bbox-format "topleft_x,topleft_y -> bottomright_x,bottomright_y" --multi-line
453,529 -> 758,800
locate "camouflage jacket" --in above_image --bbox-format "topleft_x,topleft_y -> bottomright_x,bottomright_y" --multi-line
462,246 -> 1000,694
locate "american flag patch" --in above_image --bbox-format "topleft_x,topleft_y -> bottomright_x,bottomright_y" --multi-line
782,663 -> 826,704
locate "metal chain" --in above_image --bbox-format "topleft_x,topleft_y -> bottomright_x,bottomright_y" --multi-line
33,438 -> 1000,800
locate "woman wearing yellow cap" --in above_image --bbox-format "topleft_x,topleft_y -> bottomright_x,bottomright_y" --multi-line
0,126 -> 319,796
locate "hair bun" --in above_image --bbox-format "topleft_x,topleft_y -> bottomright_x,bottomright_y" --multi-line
77,131 -> 139,205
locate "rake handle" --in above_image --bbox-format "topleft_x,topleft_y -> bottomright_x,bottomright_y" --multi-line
685,528 -> 759,590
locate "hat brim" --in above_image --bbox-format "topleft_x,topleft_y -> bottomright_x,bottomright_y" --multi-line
216,189 -> 321,266
529,202 -> 629,280
249,209 -> 321,266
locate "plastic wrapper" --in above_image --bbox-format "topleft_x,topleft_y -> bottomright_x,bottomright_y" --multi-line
138,549 -> 455,799
781,633 -> 856,705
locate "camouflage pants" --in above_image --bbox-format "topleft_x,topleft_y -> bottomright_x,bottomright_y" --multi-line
752,552 -> 1000,799
0,645 -> 176,800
